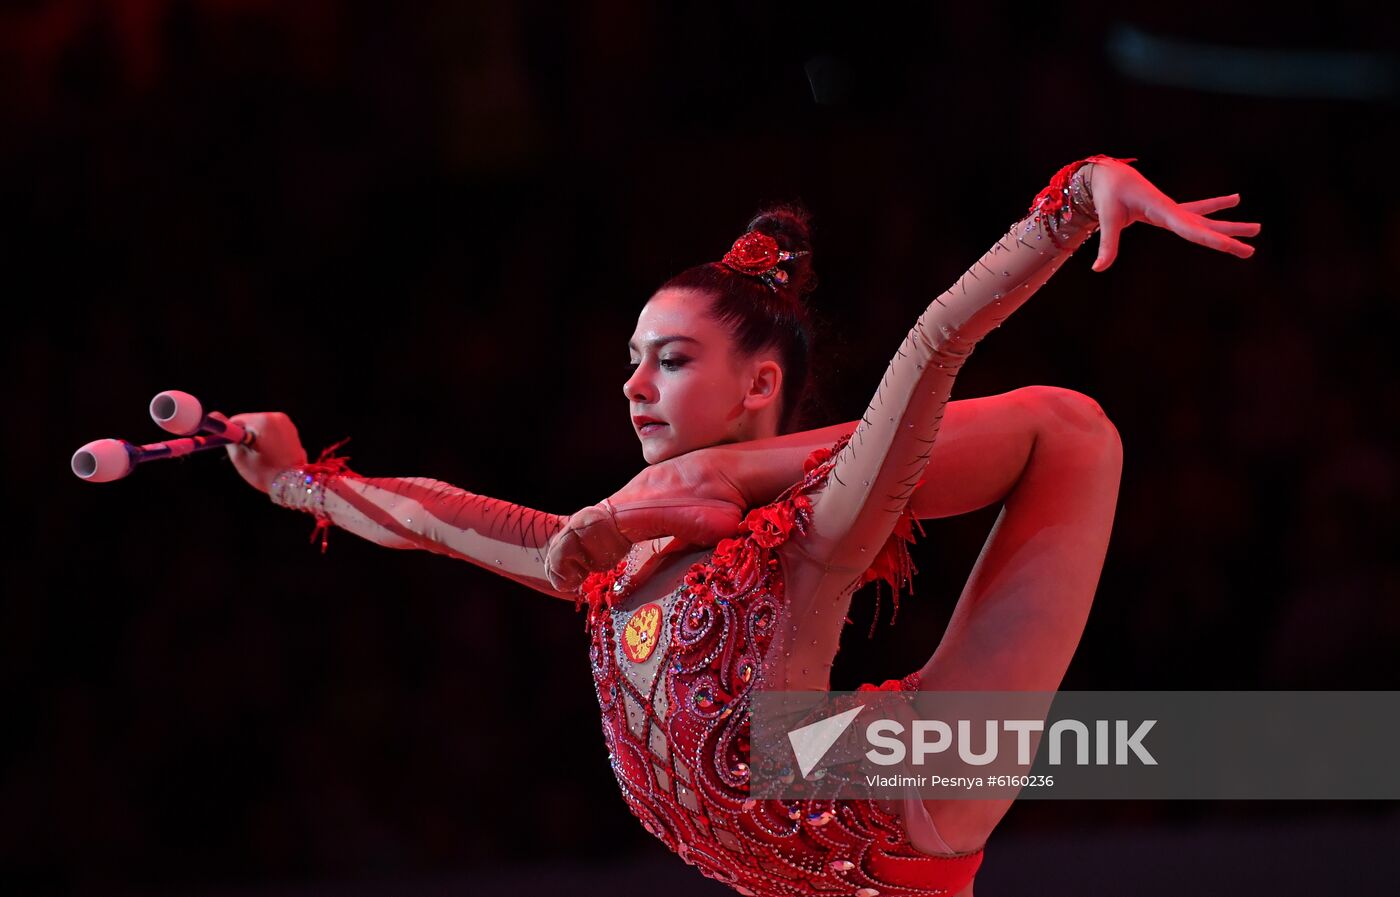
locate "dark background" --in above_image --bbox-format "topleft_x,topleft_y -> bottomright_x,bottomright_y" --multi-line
5,2 -> 1398,895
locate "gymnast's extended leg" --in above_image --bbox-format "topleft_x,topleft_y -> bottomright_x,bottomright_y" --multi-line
909,384 -> 1124,855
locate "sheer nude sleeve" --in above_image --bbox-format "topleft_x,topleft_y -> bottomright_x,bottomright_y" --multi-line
268,464 -> 576,602
767,159 -> 1110,691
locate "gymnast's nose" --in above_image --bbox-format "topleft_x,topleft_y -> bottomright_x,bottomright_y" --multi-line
623,362 -> 657,405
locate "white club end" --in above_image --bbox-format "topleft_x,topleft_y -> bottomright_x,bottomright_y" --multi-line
149,390 -> 205,436
71,438 -> 135,482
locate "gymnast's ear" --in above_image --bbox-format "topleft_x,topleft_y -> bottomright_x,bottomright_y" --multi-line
741,358 -> 783,412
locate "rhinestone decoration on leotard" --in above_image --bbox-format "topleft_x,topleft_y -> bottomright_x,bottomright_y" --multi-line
579,432 -> 983,897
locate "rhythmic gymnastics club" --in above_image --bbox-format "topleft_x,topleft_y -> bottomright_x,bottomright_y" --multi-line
70,390 -> 257,482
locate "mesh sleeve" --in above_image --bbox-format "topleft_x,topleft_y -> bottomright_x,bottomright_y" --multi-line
269,460 -> 575,602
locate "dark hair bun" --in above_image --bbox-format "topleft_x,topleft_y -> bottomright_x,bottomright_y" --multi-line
746,202 -> 817,299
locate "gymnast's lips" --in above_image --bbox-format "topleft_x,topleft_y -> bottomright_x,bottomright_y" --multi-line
633,416 -> 667,436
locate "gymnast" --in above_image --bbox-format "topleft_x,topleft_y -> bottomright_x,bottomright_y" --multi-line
226,154 -> 1258,896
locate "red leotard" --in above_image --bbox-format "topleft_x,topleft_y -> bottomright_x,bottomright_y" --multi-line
580,431 -> 985,897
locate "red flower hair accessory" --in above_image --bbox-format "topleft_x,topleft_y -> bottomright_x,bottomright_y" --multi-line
721,231 -> 809,291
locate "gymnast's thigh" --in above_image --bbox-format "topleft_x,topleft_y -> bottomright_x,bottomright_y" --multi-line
910,388 -> 1043,521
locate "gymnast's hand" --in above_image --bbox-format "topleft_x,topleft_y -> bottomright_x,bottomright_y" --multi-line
1086,158 -> 1261,273
224,411 -> 309,494
545,446 -> 751,592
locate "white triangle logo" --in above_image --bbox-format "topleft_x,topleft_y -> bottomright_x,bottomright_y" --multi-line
787,704 -> 866,778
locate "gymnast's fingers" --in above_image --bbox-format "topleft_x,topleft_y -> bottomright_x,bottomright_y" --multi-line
1197,217 -> 1262,237
1178,193 -> 1240,216
1170,210 -> 1257,258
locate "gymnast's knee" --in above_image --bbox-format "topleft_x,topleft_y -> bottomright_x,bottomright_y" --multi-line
1016,385 -> 1122,452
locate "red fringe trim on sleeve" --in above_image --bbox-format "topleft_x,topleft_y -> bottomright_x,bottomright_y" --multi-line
856,495 -> 928,638
302,437 -> 355,554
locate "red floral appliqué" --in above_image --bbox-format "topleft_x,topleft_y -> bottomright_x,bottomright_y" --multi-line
577,555 -> 629,628
1028,153 -> 1138,223
740,501 -> 796,549
702,536 -> 765,603
802,447 -> 833,475
857,671 -> 922,693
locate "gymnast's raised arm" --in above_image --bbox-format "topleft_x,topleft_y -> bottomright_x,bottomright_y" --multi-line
793,154 -> 1257,575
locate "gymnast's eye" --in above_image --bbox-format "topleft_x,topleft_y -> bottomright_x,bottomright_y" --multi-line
625,357 -> 687,373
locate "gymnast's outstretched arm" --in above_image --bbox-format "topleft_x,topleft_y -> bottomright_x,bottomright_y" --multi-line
224,412 -> 581,602
221,405 -> 843,602
224,411 -> 849,602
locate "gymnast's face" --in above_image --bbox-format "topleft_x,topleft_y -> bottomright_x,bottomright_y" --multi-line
624,287 -> 783,465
